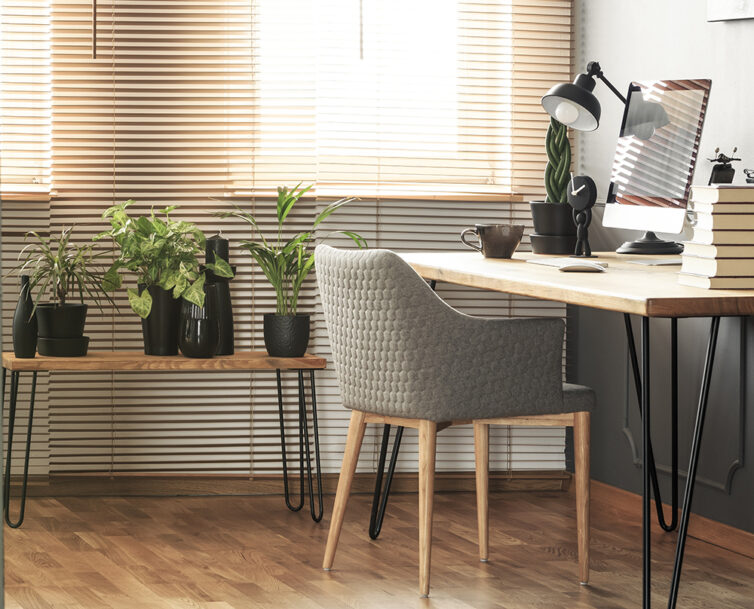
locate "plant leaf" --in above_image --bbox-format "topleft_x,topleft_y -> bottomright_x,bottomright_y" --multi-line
182,273 -> 206,308
127,287 -> 152,319
205,256 -> 234,278
102,264 -> 122,291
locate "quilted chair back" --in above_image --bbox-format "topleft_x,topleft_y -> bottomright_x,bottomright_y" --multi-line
314,245 -> 564,422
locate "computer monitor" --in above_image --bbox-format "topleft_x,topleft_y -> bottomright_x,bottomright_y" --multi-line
603,79 -> 712,254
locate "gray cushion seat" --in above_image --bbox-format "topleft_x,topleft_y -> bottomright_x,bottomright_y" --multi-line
563,383 -> 596,414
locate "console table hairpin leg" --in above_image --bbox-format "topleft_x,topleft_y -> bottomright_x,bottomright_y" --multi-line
276,368 -> 323,522
1,368 -> 38,529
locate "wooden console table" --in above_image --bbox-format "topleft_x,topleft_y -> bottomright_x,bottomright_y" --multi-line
1,350 -> 327,527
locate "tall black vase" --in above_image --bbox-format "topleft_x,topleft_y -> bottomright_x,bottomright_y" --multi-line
12,275 -> 37,358
140,284 -> 181,356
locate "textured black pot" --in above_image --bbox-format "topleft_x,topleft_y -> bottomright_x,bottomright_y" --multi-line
178,292 -> 219,358
264,314 -> 310,357
36,303 -> 87,339
12,275 -> 38,358
529,201 -> 577,255
140,284 -> 181,356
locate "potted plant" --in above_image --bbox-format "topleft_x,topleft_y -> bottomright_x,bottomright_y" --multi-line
96,201 -> 232,355
217,184 -> 366,357
8,228 -> 114,357
530,118 -> 577,254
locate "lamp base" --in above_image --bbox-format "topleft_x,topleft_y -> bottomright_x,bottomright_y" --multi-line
616,231 -> 683,255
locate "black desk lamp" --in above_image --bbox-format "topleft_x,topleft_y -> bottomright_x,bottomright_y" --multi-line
541,61 -> 622,131
542,61 -> 676,254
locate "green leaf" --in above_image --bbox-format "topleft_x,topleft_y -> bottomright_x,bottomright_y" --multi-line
127,287 -> 153,319
172,274 -> 188,299
205,256 -> 234,278
313,196 -> 357,228
182,273 -> 206,308
102,265 -> 122,291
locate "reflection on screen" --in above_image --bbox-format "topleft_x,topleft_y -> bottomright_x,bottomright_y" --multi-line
609,79 -> 711,209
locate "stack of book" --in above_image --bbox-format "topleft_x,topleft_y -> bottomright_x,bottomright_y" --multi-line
679,185 -> 754,289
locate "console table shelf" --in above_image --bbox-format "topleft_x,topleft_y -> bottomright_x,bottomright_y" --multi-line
1,350 -> 327,528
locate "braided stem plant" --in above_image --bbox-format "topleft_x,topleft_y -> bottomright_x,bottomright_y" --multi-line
544,117 -> 571,203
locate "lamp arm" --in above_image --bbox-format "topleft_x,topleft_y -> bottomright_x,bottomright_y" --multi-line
586,61 -> 627,105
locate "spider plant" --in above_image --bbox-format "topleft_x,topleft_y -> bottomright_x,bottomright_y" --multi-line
8,227 -> 115,313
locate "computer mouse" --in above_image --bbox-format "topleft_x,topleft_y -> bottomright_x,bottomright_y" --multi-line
557,261 -> 606,273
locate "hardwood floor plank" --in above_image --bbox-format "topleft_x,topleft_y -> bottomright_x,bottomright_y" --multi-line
5,490 -> 754,608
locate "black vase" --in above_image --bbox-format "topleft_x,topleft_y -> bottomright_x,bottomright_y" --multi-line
140,285 -> 181,356
178,292 -> 219,358
207,280 -> 234,356
263,313 -> 310,357
12,275 -> 37,359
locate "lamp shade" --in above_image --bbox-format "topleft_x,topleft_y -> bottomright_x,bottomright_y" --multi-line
541,82 -> 601,132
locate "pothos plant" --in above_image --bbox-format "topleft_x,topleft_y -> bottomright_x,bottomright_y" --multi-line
216,184 -> 366,316
96,201 -> 233,318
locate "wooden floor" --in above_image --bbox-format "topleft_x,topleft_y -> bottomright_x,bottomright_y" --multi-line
5,488 -> 754,609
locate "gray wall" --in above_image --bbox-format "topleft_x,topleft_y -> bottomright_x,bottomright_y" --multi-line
573,0 -> 754,533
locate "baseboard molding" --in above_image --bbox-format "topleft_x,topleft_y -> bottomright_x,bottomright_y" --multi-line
11,470 -> 571,497
592,480 -> 754,560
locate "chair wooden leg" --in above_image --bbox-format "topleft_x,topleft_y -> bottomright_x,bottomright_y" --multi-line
573,411 -> 591,585
418,420 -> 437,597
474,422 -> 489,562
323,410 -> 367,571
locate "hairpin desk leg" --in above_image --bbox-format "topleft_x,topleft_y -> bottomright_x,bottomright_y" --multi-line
624,314 -> 678,532
369,423 -> 404,539
667,316 -> 720,609
277,369 -> 304,512
3,370 -> 38,528
641,317 -> 652,609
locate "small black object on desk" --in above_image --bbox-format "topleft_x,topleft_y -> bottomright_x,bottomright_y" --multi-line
205,233 -> 235,356
707,147 -> 740,185
567,174 -> 597,257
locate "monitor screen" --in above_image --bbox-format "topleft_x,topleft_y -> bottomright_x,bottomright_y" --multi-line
606,79 -> 711,209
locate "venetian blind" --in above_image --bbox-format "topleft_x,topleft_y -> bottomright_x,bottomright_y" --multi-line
0,0 -> 51,191
2,0 -> 573,478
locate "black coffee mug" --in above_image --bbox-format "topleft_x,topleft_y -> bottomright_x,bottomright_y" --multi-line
460,224 -> 524,259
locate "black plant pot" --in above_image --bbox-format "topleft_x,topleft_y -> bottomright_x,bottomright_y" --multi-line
140,284 -> 181,356
264,313 -> 310,358
36,303 -> 87,339
529,201 -> 577,255
178,291 -> 219,358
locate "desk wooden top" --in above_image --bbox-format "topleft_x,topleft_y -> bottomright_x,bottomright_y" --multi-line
1,350 -> 327,372
401,251 -> 754,318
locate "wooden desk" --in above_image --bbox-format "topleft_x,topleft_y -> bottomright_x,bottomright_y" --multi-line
402,251 -> 754,317
1,351 -> 326,527
400,251 -> 740,609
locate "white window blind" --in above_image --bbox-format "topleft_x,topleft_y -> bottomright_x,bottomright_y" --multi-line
2,0 -> 573,479
0,0 -> 51,191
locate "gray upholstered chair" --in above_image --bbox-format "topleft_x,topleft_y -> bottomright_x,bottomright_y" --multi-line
315,245 -> 593,597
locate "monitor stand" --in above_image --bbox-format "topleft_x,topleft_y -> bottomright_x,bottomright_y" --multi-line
616,231 -> 683,255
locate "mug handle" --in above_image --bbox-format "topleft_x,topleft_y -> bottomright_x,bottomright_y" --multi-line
460,227 -> 482,252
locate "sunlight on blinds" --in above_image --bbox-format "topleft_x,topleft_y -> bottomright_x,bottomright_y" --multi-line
0,0 -> 51,190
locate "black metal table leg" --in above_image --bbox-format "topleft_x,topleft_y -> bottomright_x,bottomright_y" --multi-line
667,316 -> 720,609
275,369 -> 323,522
298,370 -> 323,522
3,369 -> 38,528
624,314 -> 678,532
369,423 -> 404,539
277,369 -> 305,512
641,317 -> 651,609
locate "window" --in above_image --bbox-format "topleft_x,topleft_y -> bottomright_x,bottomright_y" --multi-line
0,0 -> 51,193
